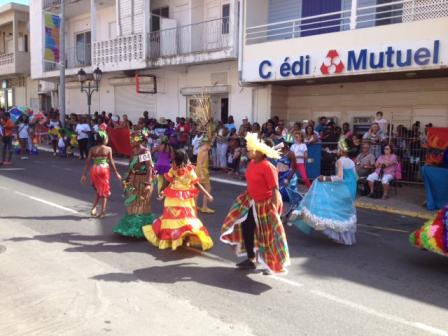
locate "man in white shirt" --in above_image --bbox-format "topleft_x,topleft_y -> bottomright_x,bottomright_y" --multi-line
191,132 -> 203,163
374,111 -> 388,133
75,117 -> 91,160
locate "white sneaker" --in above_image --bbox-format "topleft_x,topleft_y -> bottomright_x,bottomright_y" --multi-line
21,156 -> 29,160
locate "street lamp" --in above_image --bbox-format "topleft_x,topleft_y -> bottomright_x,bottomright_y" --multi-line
77,67 -> 102,117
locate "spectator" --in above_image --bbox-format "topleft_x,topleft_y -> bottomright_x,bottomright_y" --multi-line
143,111 -> 150,127
17,116 -> 30,160
120,114 -> 132,129
374,111 -> 388,133
225,115 -> 236,133
363,122 -> 384,158
354,142 -> 376,177
58,129 -> 69,157
421,123 -> 433,147
216,126 -> 229,170
315,116 -> 328,135
304,125 -> 318,145
47,112 -> 62,156
263,120 -> 275,139
227,137 -> 242,173
191,131 -> 203,163
176,118 -> 190,149
367,144 -> 398,199
342,122 -> 352,139
75,116 -> 91,160
349,134 -> 362,158
275,120 -> 288,138
290,131 -> 311,188
252,122 -> 261,138
1,112 -> 14,165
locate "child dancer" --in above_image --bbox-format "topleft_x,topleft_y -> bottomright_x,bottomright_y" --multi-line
81,127 -> 121,218
143,149 -> 214,251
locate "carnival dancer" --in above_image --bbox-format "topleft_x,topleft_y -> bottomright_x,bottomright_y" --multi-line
276,137 -> 297,202
289,137 -> 358,245
81,126 -> 121,218
153,136 -> 174,194
221,133 -> 290,274
409,205 -> 448,257
196,136 -> 215,213
143,149 -> 214,251
113,129 -> 156,238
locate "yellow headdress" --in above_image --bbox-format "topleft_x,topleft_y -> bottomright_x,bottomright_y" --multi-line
338,136 -> 350,152
245,132 -> 280,159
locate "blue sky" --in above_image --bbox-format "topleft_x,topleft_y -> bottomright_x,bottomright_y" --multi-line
0,0 -> 29,5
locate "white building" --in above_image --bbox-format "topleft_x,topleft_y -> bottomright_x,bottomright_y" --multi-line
30,0 -> 257,125
0,3 -> 38,111
240,0 -> 448,129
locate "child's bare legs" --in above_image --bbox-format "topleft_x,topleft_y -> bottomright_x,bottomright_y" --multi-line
91,194 -> 100,216
98,197 -> 108,218
201,183 -> 214,213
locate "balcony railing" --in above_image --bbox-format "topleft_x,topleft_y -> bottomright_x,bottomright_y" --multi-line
92,33 -> 144,67
44,44 -> 91,72
0,53 -> 14,67
246,0 -> 448,44
149,17 -> 231,60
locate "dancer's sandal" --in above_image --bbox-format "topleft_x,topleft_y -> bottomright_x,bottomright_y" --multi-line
90,208 -> 97,217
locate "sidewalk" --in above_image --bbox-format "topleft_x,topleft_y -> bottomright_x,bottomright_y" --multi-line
36,145 -> 435,220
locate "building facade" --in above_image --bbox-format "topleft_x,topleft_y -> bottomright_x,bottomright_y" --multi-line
0,3 -> 38,111
240,0 -> 448,129
30,0 -> 258,125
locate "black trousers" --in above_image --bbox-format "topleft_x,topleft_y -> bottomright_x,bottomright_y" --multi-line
242,207 -> 256,259
78,138 -> 89,158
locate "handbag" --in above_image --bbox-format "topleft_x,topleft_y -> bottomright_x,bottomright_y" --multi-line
371,167 -> 384,199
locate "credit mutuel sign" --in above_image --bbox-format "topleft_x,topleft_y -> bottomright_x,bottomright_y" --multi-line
251,40 -> 446,81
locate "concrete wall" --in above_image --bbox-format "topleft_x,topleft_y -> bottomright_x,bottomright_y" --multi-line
284,77 -> 448,127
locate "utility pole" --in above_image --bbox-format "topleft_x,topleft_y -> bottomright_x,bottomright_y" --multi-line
58,0 -> 66,126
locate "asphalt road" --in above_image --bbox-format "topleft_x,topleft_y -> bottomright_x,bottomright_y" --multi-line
1,153 -> 447,336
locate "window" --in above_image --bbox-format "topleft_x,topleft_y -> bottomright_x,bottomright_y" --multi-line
151,7 -> 169,32
75,31 -> 91,66
222,4 -> 230,34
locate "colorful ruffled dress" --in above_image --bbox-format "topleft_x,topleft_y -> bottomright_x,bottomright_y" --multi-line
143,164 -> 213,250
221,159 -> 290,273
409,206 -> 448,257
113,153 -> 156,238
90,157 -> 111,198
289,157 -> 357,245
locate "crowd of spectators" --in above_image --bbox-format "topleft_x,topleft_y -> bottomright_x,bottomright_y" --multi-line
0,108 -> 434,189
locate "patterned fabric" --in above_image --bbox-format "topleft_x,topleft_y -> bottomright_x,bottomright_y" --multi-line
221,192 -> 290,273
409,206 -> 448,257
143,165 -> 213,251
90,164 -> 110,198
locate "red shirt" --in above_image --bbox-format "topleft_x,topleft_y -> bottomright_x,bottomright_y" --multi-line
246,159 -> 278,201
176,123 -> 190,143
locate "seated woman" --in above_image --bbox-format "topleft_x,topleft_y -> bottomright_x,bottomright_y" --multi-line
354,142 -> 376,178
366,144 -> 398,199
289,137 -> 357,245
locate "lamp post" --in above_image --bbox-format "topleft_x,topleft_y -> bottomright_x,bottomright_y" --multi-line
77,67 -> 102,117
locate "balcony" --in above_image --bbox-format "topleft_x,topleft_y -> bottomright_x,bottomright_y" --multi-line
0,52 -> 30,76
92,33 -> 145,72
246,0 -> 448,45
148,17 -> 234,66
44,44 -> 91,72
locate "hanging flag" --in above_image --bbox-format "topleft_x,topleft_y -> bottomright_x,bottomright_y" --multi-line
44,13 -> 61,63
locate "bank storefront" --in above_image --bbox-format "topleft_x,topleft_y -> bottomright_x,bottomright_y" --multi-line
241,16 -> 448,128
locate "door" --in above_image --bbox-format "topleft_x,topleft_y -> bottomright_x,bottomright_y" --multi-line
301,0 -> 342,36
220,97 -> 229,123
75,31 -> 91,66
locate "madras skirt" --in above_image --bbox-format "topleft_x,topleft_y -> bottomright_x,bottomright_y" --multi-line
90,164 -> 111,198
220,192 -> 290,273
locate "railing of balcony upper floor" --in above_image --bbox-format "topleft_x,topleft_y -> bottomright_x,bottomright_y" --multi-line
246,0 -> 448,45
44,44 -> 91,72
148,17 -> 231,60
0,53 -> 14,67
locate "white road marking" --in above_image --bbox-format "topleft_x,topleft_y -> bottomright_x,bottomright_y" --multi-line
210,177 -> 246,187
0,168 -> 25,171
14,191 -> 79,214
311,290 -> 448,336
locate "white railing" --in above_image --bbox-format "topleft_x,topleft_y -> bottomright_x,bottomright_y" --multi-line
43,44 -> 91,72
0,53 -> 14,67
92,33 -> 144,66
246,0 -> 448,44
149,17 -> 231,60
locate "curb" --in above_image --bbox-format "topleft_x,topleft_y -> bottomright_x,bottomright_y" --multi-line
355,201 -> 434,220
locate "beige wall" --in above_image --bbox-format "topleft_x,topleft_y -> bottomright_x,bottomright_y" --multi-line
284,77 -> 448,128
270,85 -> 287,121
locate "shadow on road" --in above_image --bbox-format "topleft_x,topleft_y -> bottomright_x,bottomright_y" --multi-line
91,262 -> 272,295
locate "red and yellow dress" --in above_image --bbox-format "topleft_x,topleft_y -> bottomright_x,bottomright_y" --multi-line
143,164 -> 213,250
90,157 -> 111,198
